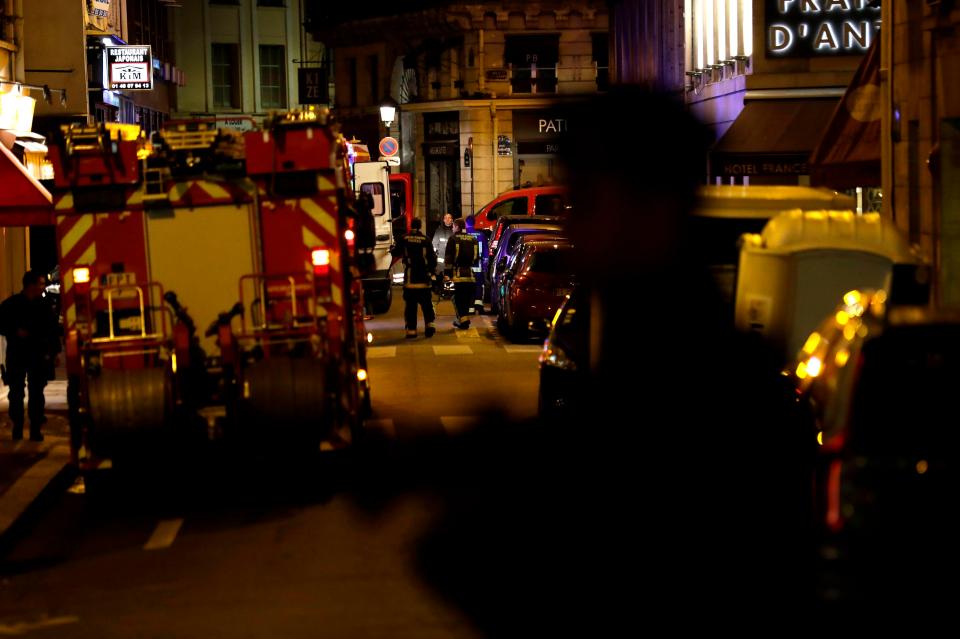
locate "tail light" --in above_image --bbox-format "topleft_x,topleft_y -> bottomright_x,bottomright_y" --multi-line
72,266 -> 92,293
344,229 -> 355,251
826,459 -> 844,533
312,247 -> 331,277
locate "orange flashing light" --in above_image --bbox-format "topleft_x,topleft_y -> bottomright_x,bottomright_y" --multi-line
312,248 -> 331,267
72,267 -> 91,284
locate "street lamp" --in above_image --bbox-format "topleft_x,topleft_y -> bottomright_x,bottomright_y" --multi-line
379,97 -> 398,134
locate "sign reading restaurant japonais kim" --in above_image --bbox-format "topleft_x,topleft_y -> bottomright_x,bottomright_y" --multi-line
766,0 -> 880,57
107,46 -> 153,91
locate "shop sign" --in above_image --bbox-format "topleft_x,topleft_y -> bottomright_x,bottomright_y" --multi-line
107,46 -> 153,90
423,140 -> 458,158
497,135 -> 512,157
714,153 -> 810,177
90,0 -> 111,19
766,0 -> 880,57
517,141 -> 562,155
218,117 -> 255,132
513,111 -> 570,140
298,68 -> 328,105
486,69 -> 509,82
102,90 -> 121,107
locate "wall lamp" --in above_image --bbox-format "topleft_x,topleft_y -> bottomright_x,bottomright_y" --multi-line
685,70 -> 705,95
733,55 -> 752,76
0,80 -> 68,106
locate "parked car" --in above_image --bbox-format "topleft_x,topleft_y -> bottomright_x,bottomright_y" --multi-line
538,285 -> 588,419
473,185 -> 570,230
488,224 -> 564,314
488,214 -> 565,259
788,290 -> 960,598
500,240 -> 575,340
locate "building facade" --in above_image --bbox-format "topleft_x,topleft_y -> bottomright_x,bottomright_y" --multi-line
312,1 -> 610,229
173,0 -> 323,127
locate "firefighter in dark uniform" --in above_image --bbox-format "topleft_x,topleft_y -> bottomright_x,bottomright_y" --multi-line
464,215 -> 489,314
397,218 -> 438,338
0,270 -> 61,441
444,219 -> 480,329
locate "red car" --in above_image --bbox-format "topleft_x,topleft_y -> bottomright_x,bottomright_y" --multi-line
473,185 -> 570,230
500,240 -> 575,340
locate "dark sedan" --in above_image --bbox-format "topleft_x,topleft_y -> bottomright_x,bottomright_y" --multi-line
500,240 -> 574,340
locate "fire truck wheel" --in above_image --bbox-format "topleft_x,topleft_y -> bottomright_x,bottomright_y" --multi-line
87,368 -> 173,455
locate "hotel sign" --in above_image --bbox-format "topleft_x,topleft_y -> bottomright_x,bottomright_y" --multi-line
766,0 -> 880,57
106,46 -> 153,90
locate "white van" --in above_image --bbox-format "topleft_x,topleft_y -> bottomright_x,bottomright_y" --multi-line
353,160 -> 396,313
734,209 -> 926,364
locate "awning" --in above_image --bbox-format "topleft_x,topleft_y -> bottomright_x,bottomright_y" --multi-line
809,41 -> 881,189
0,141 -> 53,226
711,98 -> 839,178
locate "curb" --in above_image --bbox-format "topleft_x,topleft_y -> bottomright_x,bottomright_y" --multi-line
0,439 -> 75,550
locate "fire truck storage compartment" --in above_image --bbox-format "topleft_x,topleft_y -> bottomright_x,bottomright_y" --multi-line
144,202 -> 258,353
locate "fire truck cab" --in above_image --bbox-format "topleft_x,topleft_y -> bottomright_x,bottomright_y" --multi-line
48,111 -> 370,477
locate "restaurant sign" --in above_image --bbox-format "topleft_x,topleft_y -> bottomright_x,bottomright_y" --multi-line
766,0 -> 880,57
106,46 -> 153,91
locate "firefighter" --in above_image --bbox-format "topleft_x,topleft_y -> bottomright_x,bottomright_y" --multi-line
431,212 -> 455,293
464,215 -> 489,314
398,218 -> 438,338
444,219 -> 480,329
0,270 -> 62,441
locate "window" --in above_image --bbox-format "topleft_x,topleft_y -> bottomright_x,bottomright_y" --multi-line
259,45 -> 286,108
504,35 -> 559,94
212,43 -> 239,108
257,0 -> 285,6
360,183 -> 386,216
210,0 -> 240,4
368,54 -> 379,104
347,57 -> 358,107
489,197 -> 528,219
592,33 -> 609,91
534,194 -> 566,216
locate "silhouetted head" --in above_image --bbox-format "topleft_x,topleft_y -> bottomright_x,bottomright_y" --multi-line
22,270 -> 46,301
410,218 -> 422,231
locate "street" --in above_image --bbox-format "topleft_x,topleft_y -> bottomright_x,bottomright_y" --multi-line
0,296 -> 541,638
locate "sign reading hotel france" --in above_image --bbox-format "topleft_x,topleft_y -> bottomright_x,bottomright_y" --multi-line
107,46 -> 153,91
766,0 -> 880,57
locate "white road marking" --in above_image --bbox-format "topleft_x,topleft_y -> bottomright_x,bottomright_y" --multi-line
144,518 -> 184,551
440,416 -> 481,435
0,616 -> 80,634
366,346 -> 397,359
454,328 -> 481,339
432,345 -> 473,356
365,418 -> 396,439
503,345 -> 543,354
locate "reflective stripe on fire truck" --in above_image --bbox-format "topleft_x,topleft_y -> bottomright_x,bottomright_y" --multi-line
58,213 -> 98,331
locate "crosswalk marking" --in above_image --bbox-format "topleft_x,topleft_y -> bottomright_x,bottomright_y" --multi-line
366,346 -> 397,359
455,327 -> 481,339
365,418 -> 396,439
503,345 -> 542,354
144,518 -> 184,551
440,416 -> 481,435
432,345 -> 474,356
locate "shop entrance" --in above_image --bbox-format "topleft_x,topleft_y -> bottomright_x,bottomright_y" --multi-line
423,112 -> 461,237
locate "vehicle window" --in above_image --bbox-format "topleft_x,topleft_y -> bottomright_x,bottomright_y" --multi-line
849,327 -> 960,454
389,182 -> 405,220
528,248 -> 573,274
535,194 -> 565,216
360,182 -> 386,216
490,197 -> 527,219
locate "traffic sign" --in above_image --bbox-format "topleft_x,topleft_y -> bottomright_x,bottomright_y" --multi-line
378,137 -> 399,157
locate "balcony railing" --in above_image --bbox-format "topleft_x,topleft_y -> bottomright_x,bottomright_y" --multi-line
507,62 -> 609,94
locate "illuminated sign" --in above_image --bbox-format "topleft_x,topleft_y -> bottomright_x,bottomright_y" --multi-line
90,0 -> 111,18
106,46 -> 153,90
766,0 -> 880,57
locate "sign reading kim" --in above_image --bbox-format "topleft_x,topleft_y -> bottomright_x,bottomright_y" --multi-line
766,0 -> 880,57
107,46 -> 153,91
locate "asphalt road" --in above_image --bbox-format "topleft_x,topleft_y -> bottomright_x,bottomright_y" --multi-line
0,293 -> 542,638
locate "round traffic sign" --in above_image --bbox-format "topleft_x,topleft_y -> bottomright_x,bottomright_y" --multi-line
379,137 -> 399,157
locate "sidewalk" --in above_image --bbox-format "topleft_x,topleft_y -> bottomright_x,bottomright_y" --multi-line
0,381 -> 73,544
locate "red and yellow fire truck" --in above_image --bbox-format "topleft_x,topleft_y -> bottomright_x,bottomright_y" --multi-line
47,110 -> 370,475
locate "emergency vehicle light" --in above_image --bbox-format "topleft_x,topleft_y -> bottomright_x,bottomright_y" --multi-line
311,249 -> 331,267
72,267 -> 91,284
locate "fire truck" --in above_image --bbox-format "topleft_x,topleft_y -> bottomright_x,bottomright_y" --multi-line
47,110 -> 371,476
